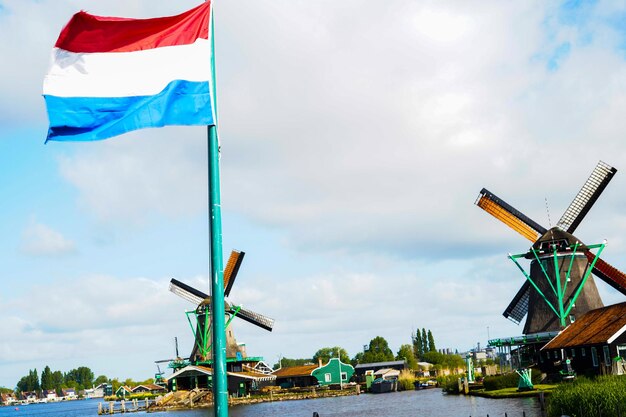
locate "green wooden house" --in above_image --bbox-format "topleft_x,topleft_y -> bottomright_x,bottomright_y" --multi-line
312,358 -> 354,386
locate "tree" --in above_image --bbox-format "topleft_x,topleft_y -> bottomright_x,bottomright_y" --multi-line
272,358 -> 312,370
50,371 -> 64,394
427,330 -> 436,353
351,352 -> 364,367
361,336 -> 394,363
396,344 -> 418,369
16,369 -> 40,393
413,329 -> 424,359
312,347 -> 350,365
421,328 -> 428,353
41,366 -> 52,391
94,375 -> 109,386
65,367 -> 94,389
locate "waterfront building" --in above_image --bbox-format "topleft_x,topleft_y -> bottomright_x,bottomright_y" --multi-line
541,302 -> 626,377
0,393 -> 17,405
273,364 -> 319,388
168,364 -> 276,396
115,385 -> 132,399
132,384 -> 168,395
354,360 -> 407,378
42,390 -> 58,402
311,358 -> 354,386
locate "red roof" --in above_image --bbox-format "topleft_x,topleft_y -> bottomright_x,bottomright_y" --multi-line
543,302 -> 626,349
273,364 -> 318,378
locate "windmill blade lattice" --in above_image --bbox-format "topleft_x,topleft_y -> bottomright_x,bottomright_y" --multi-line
475,188 -> 547,242
228,304 -> 274,332
502,281 -> 531,324
557,161 -> 617,234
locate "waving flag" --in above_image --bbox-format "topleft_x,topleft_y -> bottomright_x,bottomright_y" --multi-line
43,2 -> 214,142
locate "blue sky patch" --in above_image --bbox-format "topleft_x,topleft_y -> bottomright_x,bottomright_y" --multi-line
547,42 -> 572,71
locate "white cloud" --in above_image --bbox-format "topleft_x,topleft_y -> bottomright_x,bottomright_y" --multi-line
21,220 -> 75,256
5,0 -> 626,388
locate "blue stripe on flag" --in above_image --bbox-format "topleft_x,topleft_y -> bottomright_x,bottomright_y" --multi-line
44,80 -> 214,142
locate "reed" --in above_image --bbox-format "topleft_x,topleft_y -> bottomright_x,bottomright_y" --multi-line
547,375 -> 626,417
397,370 -> 416,391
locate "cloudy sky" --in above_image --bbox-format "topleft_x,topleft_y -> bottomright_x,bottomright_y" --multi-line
3,0 -> 626,388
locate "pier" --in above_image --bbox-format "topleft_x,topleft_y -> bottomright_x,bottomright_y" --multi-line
97,399 -> 155,414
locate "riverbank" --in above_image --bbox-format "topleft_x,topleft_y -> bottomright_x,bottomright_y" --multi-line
469,384 -> 556,399
147,385 -> 360,412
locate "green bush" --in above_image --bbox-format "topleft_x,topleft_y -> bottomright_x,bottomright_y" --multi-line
397,370 -> 416,391
437,375 -> 461,394
483,369 -> 541,391
548,375 -> 626,417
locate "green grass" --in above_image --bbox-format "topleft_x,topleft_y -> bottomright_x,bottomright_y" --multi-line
547,375 -> 626,417
471,384 -> 557,399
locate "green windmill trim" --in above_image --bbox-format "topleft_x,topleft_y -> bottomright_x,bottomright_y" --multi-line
508,241 -> 606,328
564,242 -> 605,317
509,253 -> 560,318
184,305 -> 244,363
562,241 -> 581,296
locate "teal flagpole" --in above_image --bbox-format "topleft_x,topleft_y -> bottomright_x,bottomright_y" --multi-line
207,3 -> 228,417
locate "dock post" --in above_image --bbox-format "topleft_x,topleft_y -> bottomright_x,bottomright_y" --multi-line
109,402 -> 114,414
98,402 -> 103,415
145,399 -> 149,410
121,400 -> 126,413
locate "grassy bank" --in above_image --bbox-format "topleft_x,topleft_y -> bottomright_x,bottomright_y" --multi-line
547,375 -> 626,417
470,384 -> 557,398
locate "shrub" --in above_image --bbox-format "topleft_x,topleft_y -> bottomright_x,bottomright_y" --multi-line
483,369 -> 541,391
397,370 -> 416,391
437,375 -> 461,394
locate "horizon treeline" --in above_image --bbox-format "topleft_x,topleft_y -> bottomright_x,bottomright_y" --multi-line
3,365 -> 154,395
275,329 -> 466,372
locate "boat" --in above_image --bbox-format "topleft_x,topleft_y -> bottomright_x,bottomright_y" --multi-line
370,378 -> 397,393
414,380 -> 437,390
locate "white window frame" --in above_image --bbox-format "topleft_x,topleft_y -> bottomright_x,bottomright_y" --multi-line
341,372 -> 347,381
617,344 -> 626,359
324,373 -> 332,383
581,347 -> 586,357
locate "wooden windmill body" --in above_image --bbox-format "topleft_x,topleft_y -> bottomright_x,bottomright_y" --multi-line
169,250 -> 274,363
476,161 -> 626,334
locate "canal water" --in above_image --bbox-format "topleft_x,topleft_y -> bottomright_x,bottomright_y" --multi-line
0,390 -> 542,417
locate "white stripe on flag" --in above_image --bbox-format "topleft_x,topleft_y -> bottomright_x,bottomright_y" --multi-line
43,38 -> 212,98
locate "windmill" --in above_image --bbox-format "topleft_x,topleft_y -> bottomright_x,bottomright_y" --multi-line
476,161 -> 626,334
169,250 -> 274,363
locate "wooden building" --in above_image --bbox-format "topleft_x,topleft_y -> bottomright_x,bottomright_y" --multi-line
354,360 -> 406,378
541,302 -> 626,377
132,384 -> 167,395
167,364 -> 276,396
311,358 -> 354,386
273,364 -> 319,388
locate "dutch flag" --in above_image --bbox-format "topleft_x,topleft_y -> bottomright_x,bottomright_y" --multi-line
43,2 -> 215,142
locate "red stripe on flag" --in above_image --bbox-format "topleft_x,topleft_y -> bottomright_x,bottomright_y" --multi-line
55,2 -> 210,53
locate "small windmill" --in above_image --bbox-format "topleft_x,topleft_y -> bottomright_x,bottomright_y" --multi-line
476,161 -> 626,334
169,250 -> 274,363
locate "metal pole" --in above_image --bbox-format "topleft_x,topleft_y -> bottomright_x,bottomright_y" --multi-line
207,4 -> 228,417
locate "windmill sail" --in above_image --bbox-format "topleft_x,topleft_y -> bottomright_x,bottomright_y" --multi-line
475,188 -> 547,242
557,161 -> 617,234
503,281 -> 530,324
586,254 -> 626,296
223,250 -> 245,297
170,278 -> 208,305
229,305 -> 274,332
